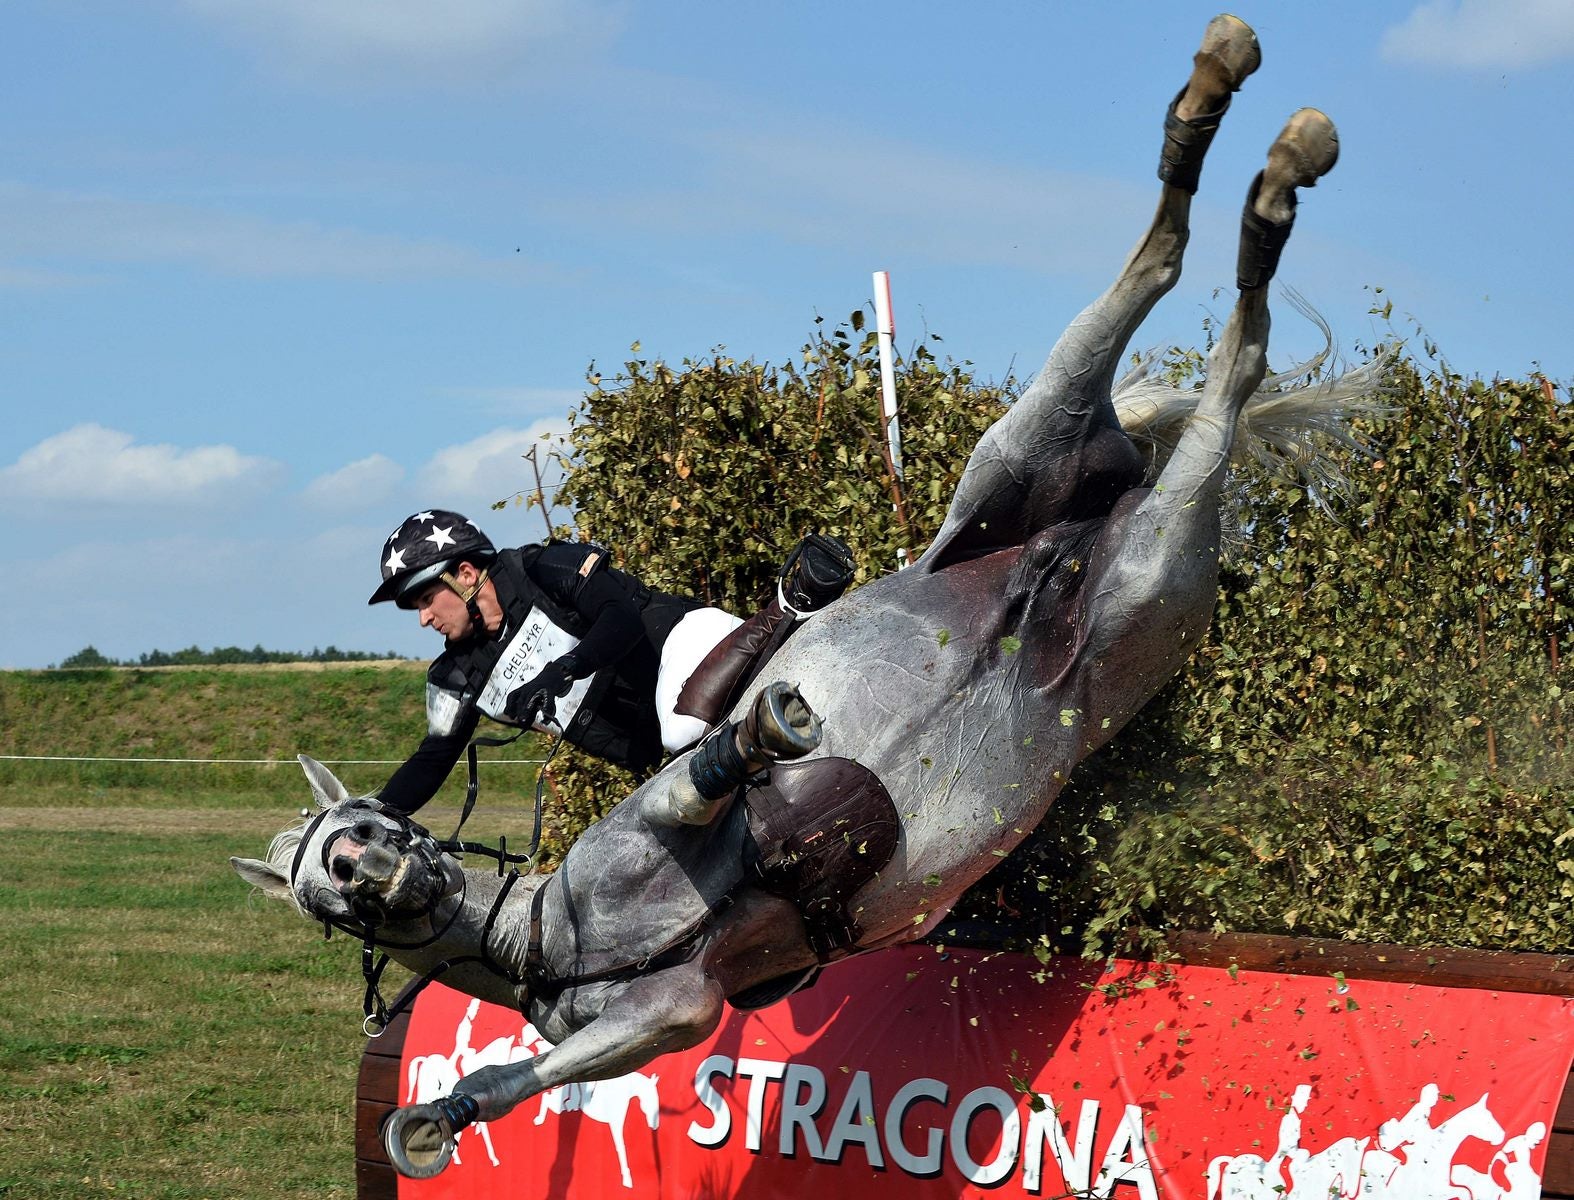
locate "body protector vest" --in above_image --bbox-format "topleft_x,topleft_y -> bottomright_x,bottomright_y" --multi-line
424,543 -> 700,773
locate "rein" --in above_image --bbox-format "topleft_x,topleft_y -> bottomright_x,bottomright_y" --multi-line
353,868 -> 527,1036
302,718 -> 567,1036
301,703 -> 724,1033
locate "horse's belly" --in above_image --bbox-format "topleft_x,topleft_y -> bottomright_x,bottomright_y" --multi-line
763,602 -> 1077,916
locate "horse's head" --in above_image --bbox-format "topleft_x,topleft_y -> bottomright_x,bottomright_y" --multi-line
231,756 -> 464,932
636,1074 -> 661,1130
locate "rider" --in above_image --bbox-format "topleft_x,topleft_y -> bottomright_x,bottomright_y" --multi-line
369,510 -> 854,814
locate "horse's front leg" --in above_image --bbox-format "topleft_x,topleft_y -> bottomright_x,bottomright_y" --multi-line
381,965 -> 725,1179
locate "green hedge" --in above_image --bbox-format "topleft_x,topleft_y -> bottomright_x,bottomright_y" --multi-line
514,316 -> 1571,954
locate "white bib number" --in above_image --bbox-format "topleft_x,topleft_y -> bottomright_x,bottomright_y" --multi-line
477,607 -> 595,732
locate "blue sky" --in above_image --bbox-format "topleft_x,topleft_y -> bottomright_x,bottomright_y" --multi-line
2,1 -> 1570,669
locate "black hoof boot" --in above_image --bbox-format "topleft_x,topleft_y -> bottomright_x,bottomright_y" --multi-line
1158,90 -> 1230,196
1236,172 -> 1294,291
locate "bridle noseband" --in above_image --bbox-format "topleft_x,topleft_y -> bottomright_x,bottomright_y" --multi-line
291,800 -> 450,931
290,793 -> 544,1037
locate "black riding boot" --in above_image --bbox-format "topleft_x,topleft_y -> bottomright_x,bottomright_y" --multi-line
674,534 -> 854,725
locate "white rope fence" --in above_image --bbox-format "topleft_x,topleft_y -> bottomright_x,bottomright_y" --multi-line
0,754 -> 549,766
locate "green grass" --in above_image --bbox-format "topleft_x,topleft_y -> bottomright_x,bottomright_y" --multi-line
0,667 -> 555,1199
0,813 -> 367,1198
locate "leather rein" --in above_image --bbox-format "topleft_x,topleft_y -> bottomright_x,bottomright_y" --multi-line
301,707 -> 724,1036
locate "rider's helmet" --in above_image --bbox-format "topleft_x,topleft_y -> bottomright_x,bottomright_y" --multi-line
368,510 -> 496,608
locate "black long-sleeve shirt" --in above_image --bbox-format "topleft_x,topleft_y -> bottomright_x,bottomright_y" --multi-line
378,542 -> 695,813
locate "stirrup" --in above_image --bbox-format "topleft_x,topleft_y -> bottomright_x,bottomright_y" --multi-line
1236,171 -> 1295,291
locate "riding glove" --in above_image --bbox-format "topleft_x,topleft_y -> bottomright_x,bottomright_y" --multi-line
506,658 -> 576,726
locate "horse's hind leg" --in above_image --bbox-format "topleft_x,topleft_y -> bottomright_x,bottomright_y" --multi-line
1077,110 -> 1340,728
925,15 -> 1260,567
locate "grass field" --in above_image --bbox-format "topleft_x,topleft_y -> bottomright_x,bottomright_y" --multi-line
0,667 -> 550,1199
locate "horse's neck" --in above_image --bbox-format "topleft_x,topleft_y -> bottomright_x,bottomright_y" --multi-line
381,869 -> 543,980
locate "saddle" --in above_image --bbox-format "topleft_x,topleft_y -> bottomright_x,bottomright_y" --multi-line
741,756 -> 900,962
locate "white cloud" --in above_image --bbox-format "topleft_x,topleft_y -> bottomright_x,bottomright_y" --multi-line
0,424 -> 281,505
1382,0 -> 1574,68
301,454 -> 405,509
177,0 -> 622,85
0,182 -> 525,282
415,420 -> 574,525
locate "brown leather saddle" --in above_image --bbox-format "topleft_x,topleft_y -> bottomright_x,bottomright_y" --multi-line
741,756 -> 900,962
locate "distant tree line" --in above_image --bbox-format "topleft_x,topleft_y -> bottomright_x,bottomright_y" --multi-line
54,645 -> 409,669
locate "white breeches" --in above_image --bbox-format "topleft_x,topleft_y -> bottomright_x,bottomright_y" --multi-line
655,607 -> 744,753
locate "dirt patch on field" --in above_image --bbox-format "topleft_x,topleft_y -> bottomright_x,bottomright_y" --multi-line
0,806 -> 292,835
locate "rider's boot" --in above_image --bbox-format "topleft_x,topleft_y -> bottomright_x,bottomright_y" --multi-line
673,534 -> 855,726
1158,14 -> 1261,195
646,682 -> 823,828
1237,108 -> 1339,289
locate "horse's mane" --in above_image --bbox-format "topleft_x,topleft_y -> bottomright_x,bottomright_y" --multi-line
262,809 -> 322,914
1112,289 -> 1398,515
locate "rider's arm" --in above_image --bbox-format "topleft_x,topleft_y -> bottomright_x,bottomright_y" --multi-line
377,663 -> 481,814
377,725 -> 472,814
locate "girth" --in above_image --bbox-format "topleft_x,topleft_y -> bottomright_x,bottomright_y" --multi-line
743,756 -> 899,960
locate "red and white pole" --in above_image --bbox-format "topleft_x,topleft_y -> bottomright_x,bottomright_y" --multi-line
872,270 -> 909,568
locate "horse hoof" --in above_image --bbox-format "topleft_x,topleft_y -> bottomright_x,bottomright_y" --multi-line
750,681 -> 823,761
1248,109 -> 1338,229
1196,14 -> 1261,94
1164,14 -> 1263,191
383,1104 -> 456,1179
1269,108 -> 1339,189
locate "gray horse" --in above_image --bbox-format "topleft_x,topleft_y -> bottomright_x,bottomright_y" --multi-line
234,14 -> 1368,1179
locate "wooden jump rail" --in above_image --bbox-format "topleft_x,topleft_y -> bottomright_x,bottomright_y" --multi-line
354,932 -> 1574,1198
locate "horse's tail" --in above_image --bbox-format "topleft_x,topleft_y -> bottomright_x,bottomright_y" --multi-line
1113,289 -> 1398,515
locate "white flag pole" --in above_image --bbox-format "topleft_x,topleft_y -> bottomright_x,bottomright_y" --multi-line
872,270 -> 910,568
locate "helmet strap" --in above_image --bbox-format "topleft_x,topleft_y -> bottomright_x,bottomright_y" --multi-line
441,566 -> 492,633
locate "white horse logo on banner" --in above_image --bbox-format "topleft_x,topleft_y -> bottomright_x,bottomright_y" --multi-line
406,996 -> 661,1187
404,997 -> 543,1167
534,1070 -> 663,1189
1208,1083 -> 1540,1199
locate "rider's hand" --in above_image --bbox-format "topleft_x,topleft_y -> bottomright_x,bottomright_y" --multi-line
506,660 -> 575,726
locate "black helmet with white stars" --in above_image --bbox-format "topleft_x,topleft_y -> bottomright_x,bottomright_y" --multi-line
369,510 -> 496,607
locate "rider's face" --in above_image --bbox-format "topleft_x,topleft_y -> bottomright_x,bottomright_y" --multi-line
413,580 -> 472,641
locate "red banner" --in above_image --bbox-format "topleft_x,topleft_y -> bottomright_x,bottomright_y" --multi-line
395,944 -> 1573,1198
